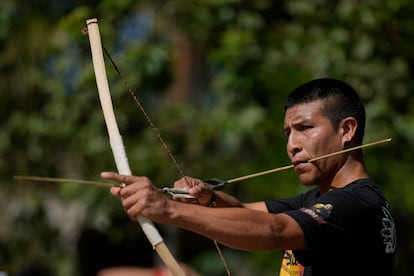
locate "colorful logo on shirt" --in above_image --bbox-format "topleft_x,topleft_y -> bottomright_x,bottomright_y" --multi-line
300,203 -> 333,224
312,203 -> 333,217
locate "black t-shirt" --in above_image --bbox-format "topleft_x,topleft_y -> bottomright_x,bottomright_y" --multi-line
265,178 -> 396,276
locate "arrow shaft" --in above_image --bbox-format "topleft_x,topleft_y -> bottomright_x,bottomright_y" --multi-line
226,138 -> 392,184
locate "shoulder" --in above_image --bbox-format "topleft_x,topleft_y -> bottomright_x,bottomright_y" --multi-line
330,178 -> 388,207
342,178 -> 379,191
265,188 -> 319,213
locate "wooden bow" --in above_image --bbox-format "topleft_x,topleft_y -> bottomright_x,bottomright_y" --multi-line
86,18 -> 185,276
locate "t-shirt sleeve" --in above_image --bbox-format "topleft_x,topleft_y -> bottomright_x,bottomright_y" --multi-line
283,189 -> 365,260
265,189 -> 318,213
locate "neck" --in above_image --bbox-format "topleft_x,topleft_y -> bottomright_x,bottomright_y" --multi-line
319,155 -> 368,194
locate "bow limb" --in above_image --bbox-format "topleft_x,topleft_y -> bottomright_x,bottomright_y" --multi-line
86,18 -> 185,276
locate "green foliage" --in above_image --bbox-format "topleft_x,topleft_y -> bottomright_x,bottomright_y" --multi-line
1,0 -> 414,275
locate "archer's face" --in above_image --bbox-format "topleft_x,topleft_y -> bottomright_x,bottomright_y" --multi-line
283,100 -> 344,187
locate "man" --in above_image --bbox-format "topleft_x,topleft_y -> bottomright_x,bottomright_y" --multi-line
102,78 -> 396,275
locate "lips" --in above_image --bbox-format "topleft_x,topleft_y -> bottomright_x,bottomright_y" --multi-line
292,159 -> 309,166
292,159 -> 310,173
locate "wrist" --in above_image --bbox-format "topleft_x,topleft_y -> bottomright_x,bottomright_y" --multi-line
207,192 -> 216,207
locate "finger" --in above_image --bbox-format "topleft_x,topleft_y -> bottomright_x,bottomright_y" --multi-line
174,176 -> 205,189
122,196 -> 143,218
189,182 -> 211,195
122,192 -> 139,209
101,171 -> 136,186
110,186 -> 122,197
119,184 -> 141,199
173,177 -> 190,188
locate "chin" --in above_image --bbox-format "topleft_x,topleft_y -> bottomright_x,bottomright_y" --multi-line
298,175 -> 316,186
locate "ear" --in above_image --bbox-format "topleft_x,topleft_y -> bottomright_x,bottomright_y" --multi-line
339,117 -> 358,144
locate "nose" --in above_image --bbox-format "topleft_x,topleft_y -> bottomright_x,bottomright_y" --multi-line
287,132 -> 302,157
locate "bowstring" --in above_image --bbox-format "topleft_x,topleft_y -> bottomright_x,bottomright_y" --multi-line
102,46 -> 232,276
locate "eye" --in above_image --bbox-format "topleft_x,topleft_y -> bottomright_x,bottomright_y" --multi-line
299,125 -> 313,131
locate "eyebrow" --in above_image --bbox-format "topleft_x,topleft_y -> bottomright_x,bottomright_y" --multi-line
283,119 -> 315,133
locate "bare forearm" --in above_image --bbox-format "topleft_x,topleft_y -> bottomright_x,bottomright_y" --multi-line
165,201 -> 283,251
101,172 -> 305,251
211,192 -> 268,212
213,191 -> 243,207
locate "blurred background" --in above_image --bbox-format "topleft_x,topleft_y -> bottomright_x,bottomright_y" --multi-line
1,0 -> 413,275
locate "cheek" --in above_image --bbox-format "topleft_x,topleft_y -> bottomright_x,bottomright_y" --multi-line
305,142 -> 325,160
310,133 -> 340,157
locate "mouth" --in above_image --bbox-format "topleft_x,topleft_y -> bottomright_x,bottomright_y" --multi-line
292,159 -> 309,167
292,159 -> 311,173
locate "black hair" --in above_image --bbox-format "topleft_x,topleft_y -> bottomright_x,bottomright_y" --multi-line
284,78 -> 366,144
